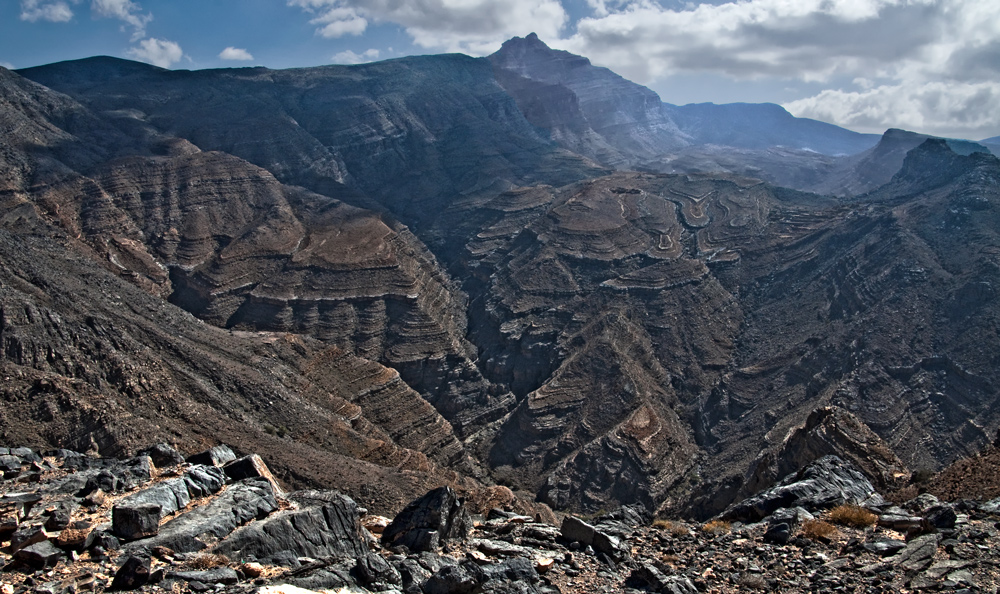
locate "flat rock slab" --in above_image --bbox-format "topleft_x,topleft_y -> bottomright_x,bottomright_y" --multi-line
166,568 -> 239,585
891,533 -> 940,573
129,478 -> 278,553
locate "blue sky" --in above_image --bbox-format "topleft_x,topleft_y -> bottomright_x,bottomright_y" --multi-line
3,0 -> 999,141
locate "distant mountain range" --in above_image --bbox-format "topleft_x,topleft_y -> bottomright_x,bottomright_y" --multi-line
3,36 -> 1000,519
489,34 -> 879,164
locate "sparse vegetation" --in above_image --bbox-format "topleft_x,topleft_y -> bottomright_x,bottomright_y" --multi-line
187,553 -> 231,570
653,519 -> 691,537
800,519 -> 838,540
702,519 -> 731,536
828,504 -> 877,528
911,469 -> 935,484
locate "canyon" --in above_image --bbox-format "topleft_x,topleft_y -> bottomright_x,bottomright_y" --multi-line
2,34 -> 1000,525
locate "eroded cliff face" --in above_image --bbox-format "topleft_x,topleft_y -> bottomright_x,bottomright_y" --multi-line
0,66 -> 494,515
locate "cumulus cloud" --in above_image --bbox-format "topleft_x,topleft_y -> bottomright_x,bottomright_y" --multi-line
219,47 -> 254,61
785,81 -> 1000,138
0,61 -> 15,70
126,37 -> 182,68
331,48 -> 380,64
20,0 -> 75,22
288,0 -> 567,54
91,0 -> 151,40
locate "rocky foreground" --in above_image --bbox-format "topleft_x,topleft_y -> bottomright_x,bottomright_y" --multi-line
3,445 -> 1000,594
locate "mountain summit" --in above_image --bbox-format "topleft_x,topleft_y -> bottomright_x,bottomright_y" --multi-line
489,34 -> 878,171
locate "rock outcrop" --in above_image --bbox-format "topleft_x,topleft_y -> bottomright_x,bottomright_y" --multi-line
5,445 -> 1000,593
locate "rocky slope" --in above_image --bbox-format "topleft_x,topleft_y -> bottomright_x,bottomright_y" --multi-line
0,65 -> 501,513
5,444 -> 1000,594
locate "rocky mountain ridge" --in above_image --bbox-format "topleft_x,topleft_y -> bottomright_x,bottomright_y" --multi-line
3,37 -> 1000,525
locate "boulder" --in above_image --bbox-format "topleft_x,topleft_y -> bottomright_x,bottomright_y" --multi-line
627,563 -> 698,593
139,444 -> 185,468
723,456 -> 882,522
118,477 -> 190,519
44,500 -> 78,531
382,487 -> 473,552
186,445 -> 237,467
115,465 -> 226,525
925,505 -> 957,531
14,540 -> 63,568
424,563 -> 477,594
223,454 -> 283,495
110,555 -> 151,591
10,447 -> 41,462
9,524 -> 52,553
112,503 -> 162,540
0,455 -> 22,474
354,552 -> 402,590
560,516 -> 595,546
560,515 -> 626,559
213,490 -> 366,564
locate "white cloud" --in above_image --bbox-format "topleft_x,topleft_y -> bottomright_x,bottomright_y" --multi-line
0,61 -> 14,70
307,5 -> 367,38
785,81 -> 1000,138
91,0 -> 152,40
288,0 -> 567,55
126,37 -> 183,68
219,47 -> 254,61
548,0 -> 1000,138
331,48 -> 380,64
20,0 -> 74,22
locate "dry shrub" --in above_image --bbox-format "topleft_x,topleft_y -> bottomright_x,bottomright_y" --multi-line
828,504 -> 877,528
800,519 -> 838,541
738,574 -> 767,590
701,519 -> 731,536
653,519 -> 691,537
187,554 -> 230,570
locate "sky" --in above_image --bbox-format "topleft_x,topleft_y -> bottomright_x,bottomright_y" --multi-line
2,0 -> 999,141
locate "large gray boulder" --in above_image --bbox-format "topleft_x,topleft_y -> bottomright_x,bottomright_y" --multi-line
722,455 -> 882,522
381,487 -> 473,552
